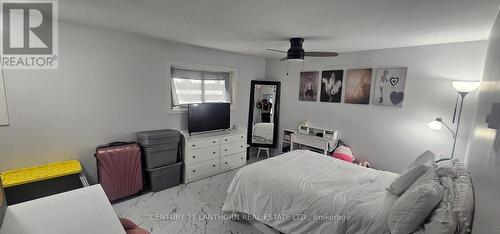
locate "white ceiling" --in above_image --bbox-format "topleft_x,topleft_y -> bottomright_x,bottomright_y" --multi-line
60,0 -> 500,58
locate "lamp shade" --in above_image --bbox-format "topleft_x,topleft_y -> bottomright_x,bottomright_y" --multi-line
427,120 -> 442,130
452,81 -> 480,93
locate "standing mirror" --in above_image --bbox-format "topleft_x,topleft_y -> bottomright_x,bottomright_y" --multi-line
247,80 -> 281,148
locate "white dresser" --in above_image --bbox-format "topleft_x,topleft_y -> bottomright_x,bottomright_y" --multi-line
181,129 -> 247,183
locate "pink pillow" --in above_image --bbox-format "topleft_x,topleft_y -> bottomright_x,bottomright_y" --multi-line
332,146 -> 355,163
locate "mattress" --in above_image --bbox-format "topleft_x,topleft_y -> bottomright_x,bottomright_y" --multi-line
222,150 -> 399,234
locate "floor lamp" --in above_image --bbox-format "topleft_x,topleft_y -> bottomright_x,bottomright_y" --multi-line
427,81 -> 480,159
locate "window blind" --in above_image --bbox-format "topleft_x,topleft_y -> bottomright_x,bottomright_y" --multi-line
171,67 -> 231,106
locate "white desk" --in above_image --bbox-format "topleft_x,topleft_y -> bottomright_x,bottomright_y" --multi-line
290,133 -> 337,155
0,185 -> 125,234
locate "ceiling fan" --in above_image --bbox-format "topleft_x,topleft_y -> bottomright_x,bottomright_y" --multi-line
267,37 -> 339,61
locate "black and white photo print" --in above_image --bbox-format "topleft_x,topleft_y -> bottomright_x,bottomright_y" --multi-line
373,67 -> 407,107
299,71 -> 319,101
320,70 -> 343,103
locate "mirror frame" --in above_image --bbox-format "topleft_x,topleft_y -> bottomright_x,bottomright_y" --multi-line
247,80 -> 281,148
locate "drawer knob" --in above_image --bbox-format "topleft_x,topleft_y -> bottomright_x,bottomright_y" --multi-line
212,164 -> 216,167
193,170 -> 196,173
213,141 -> 216,143
241,136 -> 243,138
225,149 -> 228,152
193,156 -> 196,158
240,146 -> 243,148
225,162 -> 228,164
225,139 -> 228,141
192,144 -> 196,147
240,158 -> 244,160
213,152 -> 216,154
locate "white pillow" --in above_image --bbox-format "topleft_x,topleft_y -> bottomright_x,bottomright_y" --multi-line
388,175 -> 444,234
388,163 -> 429,195
408,150 -> 435,169
387,151 -> 435,196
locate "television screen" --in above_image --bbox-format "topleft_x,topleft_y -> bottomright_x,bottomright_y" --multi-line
188,103 -> 230,133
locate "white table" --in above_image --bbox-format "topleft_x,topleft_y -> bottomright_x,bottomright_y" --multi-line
0,185 -> 125,234
290,133 -> 337,155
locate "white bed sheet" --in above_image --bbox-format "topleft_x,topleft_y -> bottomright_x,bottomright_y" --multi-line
222,150 -> 399,234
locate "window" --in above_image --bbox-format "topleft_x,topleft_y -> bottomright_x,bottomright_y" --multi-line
171,67 -> 231,109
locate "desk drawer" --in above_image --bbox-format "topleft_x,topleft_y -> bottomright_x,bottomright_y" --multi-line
221,152 -> 246,170
292,135 -> 328,150
186,146 -> 219,164
221,140 -> 246,156
187,138 -> 219,150
221,134 -> 246,144
187,159 -> 220,179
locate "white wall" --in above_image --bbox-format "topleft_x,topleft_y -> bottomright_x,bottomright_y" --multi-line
0,75 -> 8,126
465,11 -> 500,234
266,41 -> 487,173
0,22 -> 265,183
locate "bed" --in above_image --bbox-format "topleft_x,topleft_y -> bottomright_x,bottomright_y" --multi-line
222,150 -> 399,233
222,150 -> 474,234
252,123 -> 274,144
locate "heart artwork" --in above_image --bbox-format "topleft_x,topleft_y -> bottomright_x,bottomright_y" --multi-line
390,91 -> 404,105
390,77 -> 399,86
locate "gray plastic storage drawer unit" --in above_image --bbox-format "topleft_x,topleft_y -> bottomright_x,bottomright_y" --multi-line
137,129 -> 180,169
146,162 -> 182,192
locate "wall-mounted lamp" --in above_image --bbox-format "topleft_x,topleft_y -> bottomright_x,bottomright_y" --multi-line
428,81 -> 480,158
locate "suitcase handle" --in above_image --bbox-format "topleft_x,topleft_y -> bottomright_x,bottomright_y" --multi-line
108,141 -> 132,147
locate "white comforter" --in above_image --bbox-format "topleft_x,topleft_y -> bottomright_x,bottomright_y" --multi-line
252,122 -> 274,141
222,150 -> 399,234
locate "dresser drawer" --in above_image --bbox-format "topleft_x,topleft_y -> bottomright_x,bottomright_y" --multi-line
187,138 -> 219,150
186,146 -> 219,164
221,152 -> 246,170
221,134 -> 246,144
187,159 -> 220,179
221,140 -> 247,156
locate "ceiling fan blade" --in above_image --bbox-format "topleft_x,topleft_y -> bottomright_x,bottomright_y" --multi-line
280,57 -> 288,61
266,49 -> 287,53
304,52 -> 339,57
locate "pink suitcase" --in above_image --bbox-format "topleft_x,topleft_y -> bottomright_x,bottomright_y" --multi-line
95,142 -> 143,201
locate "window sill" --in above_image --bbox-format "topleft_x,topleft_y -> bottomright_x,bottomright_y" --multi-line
168,107 -> 187,115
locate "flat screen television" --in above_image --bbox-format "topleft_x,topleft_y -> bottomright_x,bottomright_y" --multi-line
188,103 -> 230,133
